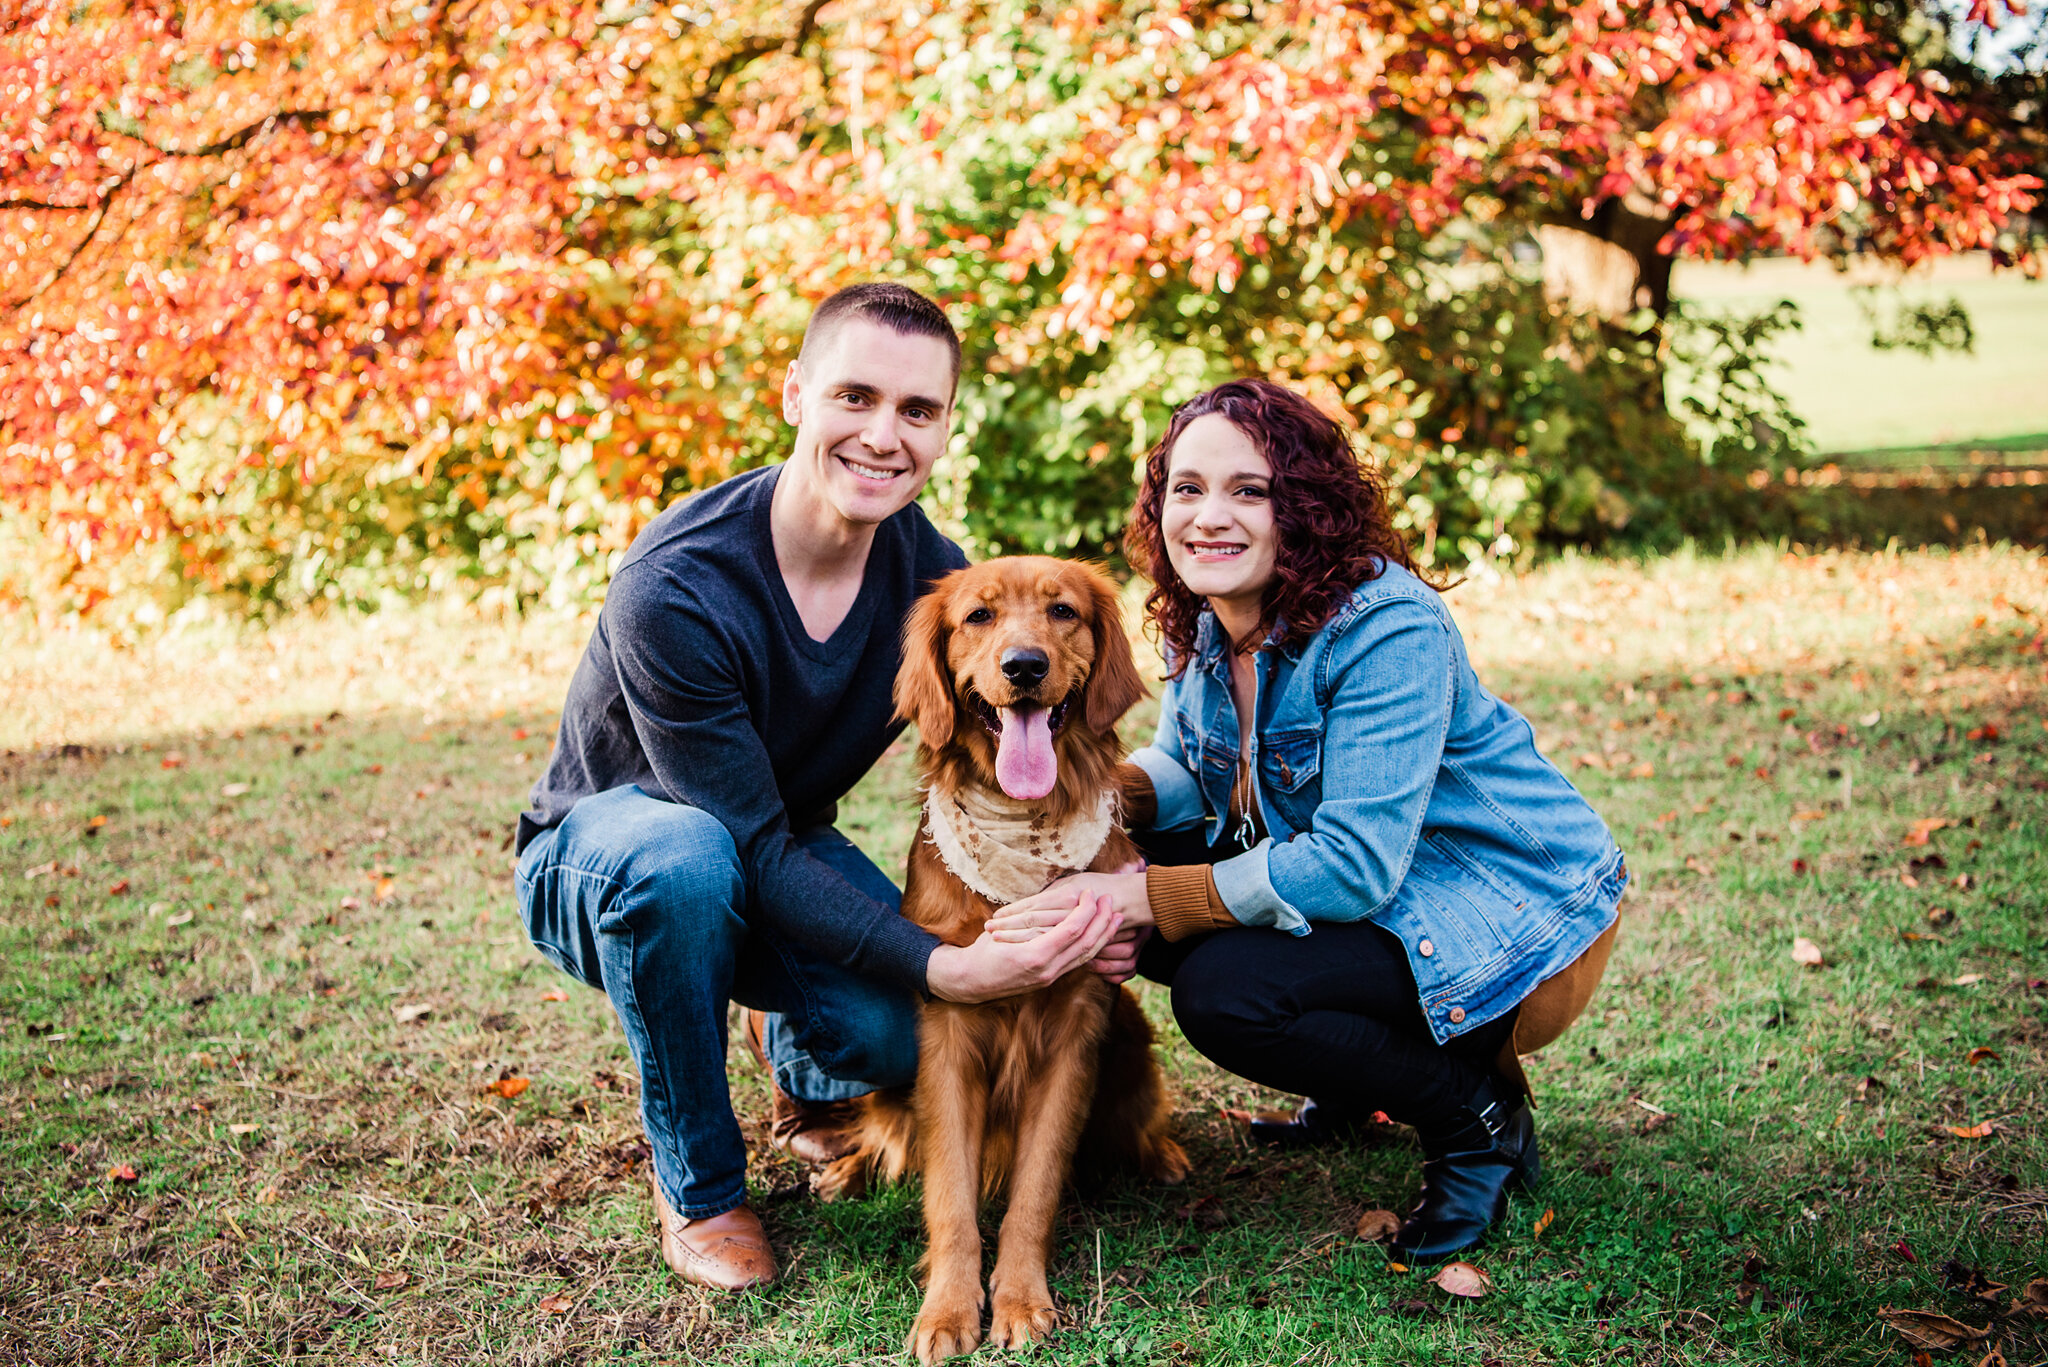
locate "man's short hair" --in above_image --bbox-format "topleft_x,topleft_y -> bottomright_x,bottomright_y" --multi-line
798,282 -> 961,387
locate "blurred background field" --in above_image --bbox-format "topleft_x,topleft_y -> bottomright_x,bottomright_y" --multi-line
1674,256 -> 2048,458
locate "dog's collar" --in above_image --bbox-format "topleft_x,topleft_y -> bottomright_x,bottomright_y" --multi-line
922,785 -> 1116,906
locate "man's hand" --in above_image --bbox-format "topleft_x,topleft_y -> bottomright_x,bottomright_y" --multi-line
924,895 -> 1123,1005
1089,923 -> 1151,986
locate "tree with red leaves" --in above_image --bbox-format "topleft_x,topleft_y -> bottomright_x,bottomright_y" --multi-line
2,0 -> 2038,613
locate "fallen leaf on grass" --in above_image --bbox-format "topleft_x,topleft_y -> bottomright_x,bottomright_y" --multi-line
1878,1308 -> 1990,1351
1792,809 -> 1826,822
1952,973 -> 1984,987
220,783 -> 251,798
1684,856 -> 1712,875
85,814 -> 107,830
1966,724 -> 2000,742
108,879 -> 129,895
1965,1047 -> 2000,1066
1946,1121 -> 1996,1139
374,1270 -> 409,1292
1938,1259 -> 2007,1305
338,896 -> 362,911
392,1002 -> 433,1024
1533,1208 -> 1555,1238
1893,1238 -> 1918,1263
160,752 -> 185,769
1628,762 -> 1655,779
485,1076 -> 530,1099
1903,818 -> 1951,847
1791,937 -> 1825,968
373,876 -> 396,904
1355,1209 -> 1401,1242
537,1292 -> 573,1315
2009,1279 -> 2048,1319
165,910 -> 192,927
539,988 -> 569,1002
1975,1348 -> 2008,1367
1429,1262 -> 1492,1298
228,1123 -> 259,1135
1928,907 -> 1957,929
1855,1076 -> 1886,1101
109,1164 -> 138,1183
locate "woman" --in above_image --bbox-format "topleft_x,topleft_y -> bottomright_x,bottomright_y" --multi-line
990,379 -> 1626,1260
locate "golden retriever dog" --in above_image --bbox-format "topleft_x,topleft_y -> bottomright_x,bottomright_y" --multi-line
814,557 -> 1189,1363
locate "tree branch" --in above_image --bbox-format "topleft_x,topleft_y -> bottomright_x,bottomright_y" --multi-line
97,107 -> 330,157
7,169 -> 135,309
680,0 -> 831,130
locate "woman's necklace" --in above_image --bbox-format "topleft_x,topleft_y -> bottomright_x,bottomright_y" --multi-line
1229,646 -> 1259,849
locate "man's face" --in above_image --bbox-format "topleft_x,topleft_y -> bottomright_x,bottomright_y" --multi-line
782,319 -> 955,529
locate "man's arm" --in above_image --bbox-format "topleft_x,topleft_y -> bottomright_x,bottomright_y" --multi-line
605,570 -> 941,989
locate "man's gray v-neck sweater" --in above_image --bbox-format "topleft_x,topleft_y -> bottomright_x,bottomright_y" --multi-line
517,464 -> 967,989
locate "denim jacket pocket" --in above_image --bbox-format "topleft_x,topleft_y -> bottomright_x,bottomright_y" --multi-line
1424,831 -> 1535,918
1261,726 -> 1323,793
1402,841 -> 1521,955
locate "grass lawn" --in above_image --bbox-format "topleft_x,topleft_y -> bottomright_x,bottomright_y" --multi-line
3,545 -> 2046,1365
1670,254 -> 2048,457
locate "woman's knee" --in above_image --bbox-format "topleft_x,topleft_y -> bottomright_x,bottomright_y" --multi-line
1169,935 -> 1285,1057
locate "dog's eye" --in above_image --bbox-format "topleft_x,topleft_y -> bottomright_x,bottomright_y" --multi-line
963,607 -> 994,625
1048,602 -> 1079,621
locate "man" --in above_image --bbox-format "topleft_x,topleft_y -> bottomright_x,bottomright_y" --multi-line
514,283 -> 1123,1292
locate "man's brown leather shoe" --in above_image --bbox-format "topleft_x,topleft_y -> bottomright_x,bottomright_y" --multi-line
742,1009 -> 862,1166
650,1177 -> 776,1292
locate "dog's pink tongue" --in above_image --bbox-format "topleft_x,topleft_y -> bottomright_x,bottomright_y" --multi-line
995,705 -> 1057,800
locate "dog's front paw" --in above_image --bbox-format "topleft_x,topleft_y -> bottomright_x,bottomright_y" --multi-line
987,1283 -> 1059,1351
908,1291 -> 982,1364
810,1153 -> 868,1203
1145,1136 -> 1192,1186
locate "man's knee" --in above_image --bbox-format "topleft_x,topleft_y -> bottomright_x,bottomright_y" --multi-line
810,992 -> 921,1089
560,788 -> 745,936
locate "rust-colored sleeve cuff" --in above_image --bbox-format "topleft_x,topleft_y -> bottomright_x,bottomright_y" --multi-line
1147,865 -> 1239,942
1117,761 -> 1158,829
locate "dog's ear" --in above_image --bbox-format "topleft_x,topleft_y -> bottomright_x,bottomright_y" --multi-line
895,578 -> 958,746
1082,565 -> 1146,735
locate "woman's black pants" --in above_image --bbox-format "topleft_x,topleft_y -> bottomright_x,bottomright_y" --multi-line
1132,828 -> 1515,1134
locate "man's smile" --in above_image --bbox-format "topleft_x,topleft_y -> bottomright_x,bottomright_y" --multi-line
839,452 -> 908,484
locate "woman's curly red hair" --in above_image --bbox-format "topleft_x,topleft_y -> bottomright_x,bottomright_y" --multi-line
1125,380 -> 1422,675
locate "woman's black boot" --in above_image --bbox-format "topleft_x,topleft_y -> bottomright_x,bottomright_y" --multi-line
1393,1075 -> 1541,1261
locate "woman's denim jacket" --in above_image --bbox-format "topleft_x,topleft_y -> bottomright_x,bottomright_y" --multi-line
1129,562 -> 1627,1045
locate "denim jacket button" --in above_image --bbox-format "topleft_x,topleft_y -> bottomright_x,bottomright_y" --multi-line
1418,939 -> 1435,958
1447,1006 -> 1466,1024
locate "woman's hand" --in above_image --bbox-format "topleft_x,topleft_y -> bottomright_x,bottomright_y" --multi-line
925,895 -> 1123,1005
987,870 -> 1155,941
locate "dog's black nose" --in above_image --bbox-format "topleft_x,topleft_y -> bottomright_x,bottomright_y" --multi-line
1000,649 -> 1049,688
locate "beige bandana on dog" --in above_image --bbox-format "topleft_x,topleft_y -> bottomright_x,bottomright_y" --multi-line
922,785 -> 1117,906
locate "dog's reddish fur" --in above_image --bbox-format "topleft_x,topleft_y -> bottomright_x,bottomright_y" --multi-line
814,557 -> 1189,1363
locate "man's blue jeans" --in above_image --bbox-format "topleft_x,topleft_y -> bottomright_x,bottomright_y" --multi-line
515,785 -> 920,1220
